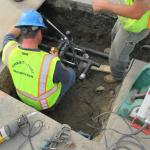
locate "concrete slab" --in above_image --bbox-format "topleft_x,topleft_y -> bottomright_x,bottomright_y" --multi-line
0,90 -> 101,150
99,60 -> 150,150
0,0 -> 45,52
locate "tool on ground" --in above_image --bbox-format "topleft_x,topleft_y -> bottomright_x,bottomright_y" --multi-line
0,112 -> 37,143
39,124 -> 74,150
135,87 -> 150,133
117,63 -> 150,135
131,90 -> 147,101
130,87 -> 150,135
39,13 -> 109,81
57,141 -> 75,150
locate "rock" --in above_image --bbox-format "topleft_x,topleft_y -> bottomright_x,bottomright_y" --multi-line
96,86 -> 104,92
109,90 -> 114,95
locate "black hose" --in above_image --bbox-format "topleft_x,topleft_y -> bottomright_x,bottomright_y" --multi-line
39,43 -> 51,50
76,45 -> 109,58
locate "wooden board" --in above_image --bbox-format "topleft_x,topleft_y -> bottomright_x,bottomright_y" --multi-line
90,65 -> 111,73
0,0 -> 45,52
84,64 -> 111,73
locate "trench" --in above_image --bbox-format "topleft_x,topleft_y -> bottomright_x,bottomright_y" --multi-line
1,0 -> 150,141
37,2 -> 119,140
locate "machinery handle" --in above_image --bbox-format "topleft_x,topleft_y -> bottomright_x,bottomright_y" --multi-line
131,116 -> 150,135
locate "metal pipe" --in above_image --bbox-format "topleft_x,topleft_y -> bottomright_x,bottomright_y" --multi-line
79,62 -> 92,81
65,52 -> 100,67
74,47 -> 84,52
39,43 -> 51,50
40,13 -> 68,41
60,58 -> 76,66
66,31 -> 78,65
76,45 -> 109,58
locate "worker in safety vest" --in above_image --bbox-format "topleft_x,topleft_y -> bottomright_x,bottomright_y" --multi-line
92,0 -> 150,83
2,10 -> 76,112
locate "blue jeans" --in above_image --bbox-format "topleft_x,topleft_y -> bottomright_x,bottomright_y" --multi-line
53,67 -> 76,107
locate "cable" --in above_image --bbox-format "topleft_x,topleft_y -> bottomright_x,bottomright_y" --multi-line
18,120 -> 43,150
99,45 -> 150,150
75,84 -> 97,139
113,146 -> 131,150
84,112 -> 148,136
109,140 -> 144,150
77,117 -> 97,139
75,84 -> 95,115
115,135 -> 146,150
85,112 -> 149,149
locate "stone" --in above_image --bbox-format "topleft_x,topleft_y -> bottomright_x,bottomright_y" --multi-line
96,86 -> 104,91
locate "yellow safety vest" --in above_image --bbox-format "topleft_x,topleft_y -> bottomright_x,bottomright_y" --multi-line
2,41 -> 62,110
118,0 -> 150,33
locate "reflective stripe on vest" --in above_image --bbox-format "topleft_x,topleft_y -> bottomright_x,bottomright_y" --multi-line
40,99 -> 48,109
4,43 -> 20,65
145,7 -> 150,13
16,84 -> 58,100
119,0 -> 125,4
39,54 -> 55,95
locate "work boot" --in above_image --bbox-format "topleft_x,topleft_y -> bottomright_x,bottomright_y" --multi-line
104,74 -> 118,83
104,48 -> 111,54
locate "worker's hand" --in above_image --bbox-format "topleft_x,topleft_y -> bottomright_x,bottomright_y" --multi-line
50,51 -> 59,57
92,0 -> 106,13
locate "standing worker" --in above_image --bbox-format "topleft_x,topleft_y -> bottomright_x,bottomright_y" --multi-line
92,0 -> 150,83
2,10 -> 75,112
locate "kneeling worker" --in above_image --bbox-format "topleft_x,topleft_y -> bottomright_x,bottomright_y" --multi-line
2,10 -> 75,111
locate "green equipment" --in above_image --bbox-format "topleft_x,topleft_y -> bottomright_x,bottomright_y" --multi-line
117,63 -> 150,127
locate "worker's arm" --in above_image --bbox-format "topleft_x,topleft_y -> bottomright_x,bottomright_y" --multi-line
92,0 -> 150,19
2,24 -> 21,50
6,24 -> 21,38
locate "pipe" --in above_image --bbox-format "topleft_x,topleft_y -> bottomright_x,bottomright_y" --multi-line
42,36 -> 59,43
39,43 -> 51,50
79,62 -> 92,81
76,45 -> 109,58
61,58 -> 77,66
66,31 -> 78,65
65,52 -> 100,67
40,13 -> 68,41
